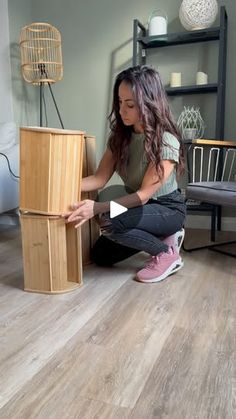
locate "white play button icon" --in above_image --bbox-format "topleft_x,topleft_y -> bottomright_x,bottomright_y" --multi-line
110,201 -> 128,218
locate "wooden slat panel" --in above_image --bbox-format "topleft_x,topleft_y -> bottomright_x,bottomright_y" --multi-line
20,130 -> 50,213
20,214 -> 51,292
48,218 -> 68,291
20,128 -> 84,215
66,222 -> 83,286
48,133 -> 84,214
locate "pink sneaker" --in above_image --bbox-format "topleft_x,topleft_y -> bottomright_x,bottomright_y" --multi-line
162,228 -> 185,253
136,247 -> 183,283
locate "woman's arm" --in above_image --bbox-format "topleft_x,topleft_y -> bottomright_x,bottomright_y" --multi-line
136,159 -> 175,204
93,159 -> 175,213
64,160 -> 175,227
82,148 -> 116,192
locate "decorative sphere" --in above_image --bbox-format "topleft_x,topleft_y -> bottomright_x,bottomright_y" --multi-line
179,0 -> 218,31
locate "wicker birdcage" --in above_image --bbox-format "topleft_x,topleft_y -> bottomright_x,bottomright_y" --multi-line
20,22 -> 63,84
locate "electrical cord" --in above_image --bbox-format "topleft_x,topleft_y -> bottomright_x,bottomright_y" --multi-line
0,152 -> 20,179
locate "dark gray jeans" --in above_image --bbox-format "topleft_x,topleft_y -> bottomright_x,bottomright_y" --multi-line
91,190 -> 186,266
107,189 -> 186,255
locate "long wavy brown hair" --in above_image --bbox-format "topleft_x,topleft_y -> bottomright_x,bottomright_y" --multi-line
108,65 -> 184,180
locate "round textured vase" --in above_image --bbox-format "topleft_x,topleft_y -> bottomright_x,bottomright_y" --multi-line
179,0 -> 218,31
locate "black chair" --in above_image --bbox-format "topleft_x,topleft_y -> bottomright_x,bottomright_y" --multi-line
183,139 -> 236,257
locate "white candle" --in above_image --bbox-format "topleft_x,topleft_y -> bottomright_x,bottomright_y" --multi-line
170,72 -> 182,87
149,16 -> 167,36
196,71 -> 208,85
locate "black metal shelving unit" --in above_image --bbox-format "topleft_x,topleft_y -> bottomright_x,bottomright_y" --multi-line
132,7 -> 228,240
133,6 -> 227,140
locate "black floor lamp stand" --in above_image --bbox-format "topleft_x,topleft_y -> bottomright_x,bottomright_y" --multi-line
39,81 -> 64,129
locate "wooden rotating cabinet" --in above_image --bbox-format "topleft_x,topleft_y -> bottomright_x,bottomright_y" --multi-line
20,127 -> 100,294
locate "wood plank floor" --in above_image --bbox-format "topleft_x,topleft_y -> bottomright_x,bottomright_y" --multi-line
0,225 -> 236,419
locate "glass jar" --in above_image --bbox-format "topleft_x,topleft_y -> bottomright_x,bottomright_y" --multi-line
148,10 -> 168,36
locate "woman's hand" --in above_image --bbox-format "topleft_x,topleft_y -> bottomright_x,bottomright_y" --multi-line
62,199 -> 95,228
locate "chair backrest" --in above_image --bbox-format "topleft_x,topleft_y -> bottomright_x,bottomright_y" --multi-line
188,139 -> 236,183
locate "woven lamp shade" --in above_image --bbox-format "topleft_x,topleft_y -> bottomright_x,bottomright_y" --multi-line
20,22 -> 63,84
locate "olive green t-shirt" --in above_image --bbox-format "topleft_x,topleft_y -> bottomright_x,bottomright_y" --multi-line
114,131 -> 180,199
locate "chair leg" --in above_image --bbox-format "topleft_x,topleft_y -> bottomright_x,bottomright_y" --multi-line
217,206 -> 222,231
211,206 -> 217,242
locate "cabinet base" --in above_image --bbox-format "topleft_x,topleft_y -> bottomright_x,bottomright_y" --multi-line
24,281 -> 82,295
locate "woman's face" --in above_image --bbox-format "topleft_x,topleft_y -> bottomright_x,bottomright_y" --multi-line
118,81 -> 143,133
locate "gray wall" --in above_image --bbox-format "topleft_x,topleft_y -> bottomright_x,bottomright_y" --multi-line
8,0 -> 236,162
0,0 -> 13,123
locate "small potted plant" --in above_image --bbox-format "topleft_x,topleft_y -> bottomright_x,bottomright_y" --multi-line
183,115 -> 198,141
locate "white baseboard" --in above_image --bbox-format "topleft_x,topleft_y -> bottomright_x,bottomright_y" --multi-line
185,215 -> 236,232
